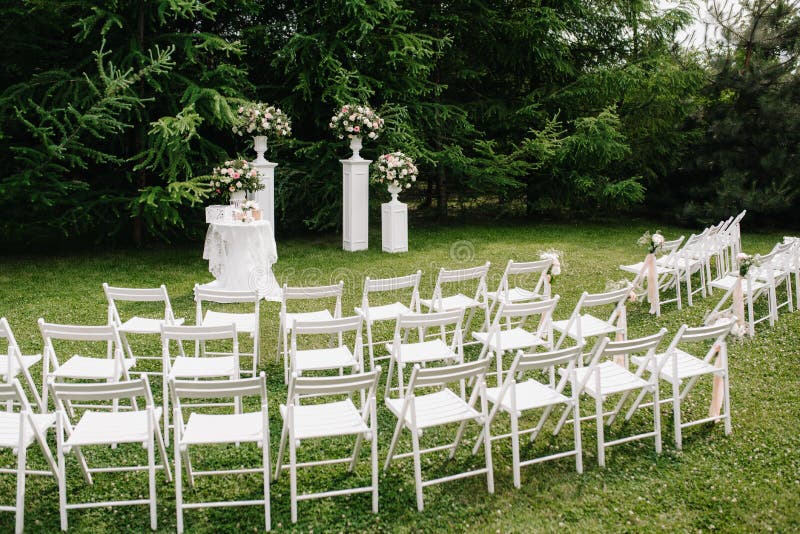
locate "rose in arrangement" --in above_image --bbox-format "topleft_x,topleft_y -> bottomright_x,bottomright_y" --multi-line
209,159 -> 264,201
241,200 -> 260,212
371,152 -> 418,190
736,252 -> 760,277
539,249 -> 564,277
232,102 -> 292,137
637,230 -> 665,254
329,105 -> 384,140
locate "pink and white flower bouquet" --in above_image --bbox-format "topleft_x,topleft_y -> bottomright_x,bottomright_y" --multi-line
329,105 -> 384,140
232,102 -> 292,138
371,152 -> 418,190
210,159 -> 264,201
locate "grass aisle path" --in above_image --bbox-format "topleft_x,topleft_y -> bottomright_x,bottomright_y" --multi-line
0,221 -> 798,532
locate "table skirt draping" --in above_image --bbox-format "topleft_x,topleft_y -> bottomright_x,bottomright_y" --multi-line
202,221 -> 280,300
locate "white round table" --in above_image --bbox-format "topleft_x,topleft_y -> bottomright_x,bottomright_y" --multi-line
201,220 -> 280,301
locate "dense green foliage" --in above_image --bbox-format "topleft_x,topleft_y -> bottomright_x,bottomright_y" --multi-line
0,1 -> 797,246
0,221 -> 798,531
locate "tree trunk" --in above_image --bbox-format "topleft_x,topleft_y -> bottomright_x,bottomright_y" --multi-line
437,164 -> 447,219
132,0 -> 146,246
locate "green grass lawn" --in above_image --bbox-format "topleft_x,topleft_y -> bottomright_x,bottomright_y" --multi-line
0,220 -> 799,532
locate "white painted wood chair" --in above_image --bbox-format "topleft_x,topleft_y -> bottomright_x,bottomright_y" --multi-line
473,297 -> 559,382
486,259 -> 553,318
384,309 -> 465,398
619,235 -> 685,315
0,318 -> 44,411
51,376 -> 171,531
556,331 -> 667,467
384,358 -> 494,511
629,321 -> 733,449
290,315 -> 364,380
274,368 -> 381,524
194,285 -> 261,377
161,324 -> 240,442
171,374 -> 271,533
473,345 -> 584,487
420,263 -> 491,345
277,282 -> 344,382
355,271 -> 422,370
552,285 -> 631,351
103,283 -> 185,375
0,379 -> 58,534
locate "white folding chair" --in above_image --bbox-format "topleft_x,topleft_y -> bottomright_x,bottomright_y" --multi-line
194,285 -> 261,376
51,376 -> 171,531
629,321 -> 733,449
762,242 -> 795,316
0,379 -> 58,534
620,235 -> 685,316
103,283 -> 185,375
556,330 -> 667,467
486,259 -> 553,317
290,315 -> 364,381
474,345 -> 584,487
355,271 -> 422,370
384,309 -> 465,398
420,263 -> 491,344
384,358 -> 493,511
0,318 -> 44,411
274,368 -> 381,523
783,236 -> 800,300
277,282 -> 344,383
161,324 -> 240,442
171,374 -> 271,533
472,297 -> 559,382
38,320 -> 136,413
552,285 -> 631,351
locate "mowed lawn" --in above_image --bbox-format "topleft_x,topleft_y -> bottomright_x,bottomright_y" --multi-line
0,220 -> 798,532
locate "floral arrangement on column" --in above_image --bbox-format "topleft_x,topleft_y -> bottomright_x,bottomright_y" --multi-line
329,104 -> 384,140
232,102 -> 292,138
209,159 -> 264,202
371,152 -> 418,201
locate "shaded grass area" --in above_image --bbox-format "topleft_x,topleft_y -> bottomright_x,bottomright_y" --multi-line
0,220 -> 798,532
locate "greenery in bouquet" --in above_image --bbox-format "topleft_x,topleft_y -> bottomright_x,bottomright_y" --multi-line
329,104 -> 384,140
637,230 -> 665,254
371,152 -> 418,189
209,159 -> 263,201
232,102 -> 292,138
736,253 -> 760,277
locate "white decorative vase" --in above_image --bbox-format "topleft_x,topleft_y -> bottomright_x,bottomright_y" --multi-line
253,135 -> 268,165
349,136 -> 363,160
229,190 -> 246,208
387,182 -> 403,203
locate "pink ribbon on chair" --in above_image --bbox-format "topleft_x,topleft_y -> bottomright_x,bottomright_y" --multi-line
645,253 -> 659,315
709,345 -> 723,418
732,275 -> 745,331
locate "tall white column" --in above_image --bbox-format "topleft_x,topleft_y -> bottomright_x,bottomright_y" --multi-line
252,162 -> 276,230
341,157 -> 371,251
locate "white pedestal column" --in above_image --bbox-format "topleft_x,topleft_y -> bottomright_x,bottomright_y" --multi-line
382,200 -> 408,253
341,157 -> 371,251
252,162 -> 276,230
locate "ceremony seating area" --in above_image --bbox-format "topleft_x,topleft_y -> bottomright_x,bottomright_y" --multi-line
0,220 -> 797,532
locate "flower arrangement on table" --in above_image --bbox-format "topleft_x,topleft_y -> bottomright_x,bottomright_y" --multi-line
329,105 -> 384,140
736,253 -> 760,277
371,152 -> 418,199
539,249 -> 564,278
637,230 -> 665,254
232,102 -> 292,138
209,159 -> 264,201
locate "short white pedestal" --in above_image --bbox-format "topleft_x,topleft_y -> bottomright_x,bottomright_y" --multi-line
382,200 -> 408,253
252,161 -> 277,231
341,157 -> 371,251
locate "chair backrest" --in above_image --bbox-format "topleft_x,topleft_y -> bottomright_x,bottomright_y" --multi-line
661,321 -> 732,370
50,375 -> 154,409
581,285 -> 633,308
161,323 -> 238,343
171,373 -> 267,412
292,315 -> 362,337
38,319 -> 123,366
489,296 -> 559,343
393,309 -> 465,358
0,379 -> 35,414
596,329 -> 667,360
513,344 -> 584,374
103,283 -> 177,325
281,281 -> 343,318
360,271 -> 422,316
0,318 -> 21,376
431,262 -> 491,307
194,285 -> 260,305
495,258 -> 553,301
408,357 -> 491,391
288,367 -> 381,401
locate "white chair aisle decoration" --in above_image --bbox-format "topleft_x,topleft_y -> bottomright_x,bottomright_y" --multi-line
552,284 -> 632,351
355,271 -> 422,370
619,232 -> 685,316
51,376 -> 171,531
103,283 -> 185,375
0,379 -> 58,534
0,318 -> 44,411
420,262 -> 491,345
38,320 -> 136,413
277,282 -> 344,382
556,330 -> 667,467
289,315 -> 364,379
474,345 -> 584,488
194,285 -> 261,377
384,358 -> 494,511
384,309 -> 465,398
487,258 -> 555,318
628,321 -> 733,449
161,324 -> 240,442
171,374 -> 271,533
275,368 -> 381,524
473,297 -> 559,382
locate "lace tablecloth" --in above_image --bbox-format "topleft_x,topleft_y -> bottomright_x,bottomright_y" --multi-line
201,220 -> 280,300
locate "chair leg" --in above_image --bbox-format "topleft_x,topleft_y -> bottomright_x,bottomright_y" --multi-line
15,442 -> 26,534
411,426 -> 424,512
510,411 -> 521,488
366,323 -> 375,371
673,377 -> 682,450
653,385 -> 662,455
483,401 -> 494,495
175,429 -> 184,534
384,356 -> 395,398
273,420 -> 288,480
595,395 -> 605,468
370,401 -> 379,514
723,370 -> 732,436
57,441 -> 68,531
383,418 -> 405,471
572,400 -> 583,474
263,427 -> 271,531
289,425 -> 298,523
148,426 -> 157,531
